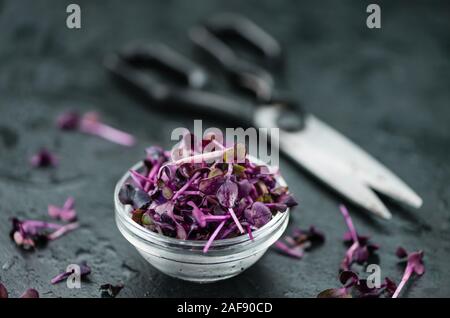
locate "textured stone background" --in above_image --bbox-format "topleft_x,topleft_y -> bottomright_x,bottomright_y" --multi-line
0,0 -> 449,297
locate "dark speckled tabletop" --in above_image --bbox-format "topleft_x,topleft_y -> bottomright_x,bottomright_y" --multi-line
0,0 -> 449,298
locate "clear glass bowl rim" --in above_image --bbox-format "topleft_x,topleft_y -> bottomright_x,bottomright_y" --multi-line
114,158 -> 290,249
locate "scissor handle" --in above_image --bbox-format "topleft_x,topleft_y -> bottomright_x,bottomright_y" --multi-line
120,42 -> 208,89
204,13 -> 282,63
104,52 -> 254,127
190,25 -> 274,101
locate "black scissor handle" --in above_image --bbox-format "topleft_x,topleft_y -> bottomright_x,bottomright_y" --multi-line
189,25 -> 274,101
204,13 -> 282,64
120,42 -> 208,89
104,49 -> 254,127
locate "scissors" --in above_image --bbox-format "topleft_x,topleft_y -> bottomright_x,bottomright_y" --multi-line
104,13 -> 422,219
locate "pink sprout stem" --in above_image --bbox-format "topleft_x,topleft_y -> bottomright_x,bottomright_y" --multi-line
172,172 -> 200,200
47,222 -> 79,241
339,204 -> 359,243
392,266 -> 413,298
63,197 -> 75,210
173,146 -> 234,165
203,220 -> 226,253
228,207 -> 245,234
274,241 -> 303,258
204,215 -> 231,221
80,116 -> 135,147
182,191 -> 202,195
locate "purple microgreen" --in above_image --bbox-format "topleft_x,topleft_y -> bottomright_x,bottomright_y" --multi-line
100,283 -> 124,298
274,226 -> 325,259
274,240 -> 304,259
129,170 -> 153,189
57,111 -> 135,146
51,262 -> 91,284
30,148 -> 58,168
172,172 -> 200,200
338,204 -> 379,271
318,271 -> 396,298
120,140 -> 297,253
46,222 -> 79,241
244,202 -> 271,228
118,184 -> 151,210
19,289 -> 39,298
392,247 -> 425,298
10,218 -> 78,249
48,196 -> 77,222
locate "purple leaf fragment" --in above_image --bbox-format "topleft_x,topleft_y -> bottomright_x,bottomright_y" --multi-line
19,289 -> 39,298
339,205 -> 379,271
48,197 -> 77,222
118,184 -> 151,210
318,271 -> 397,298
0,283 -> 8,298
30,148 -> 58,168
274,226 -> 325,259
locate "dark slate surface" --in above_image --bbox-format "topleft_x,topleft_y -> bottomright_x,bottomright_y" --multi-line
0,0 -> 449,298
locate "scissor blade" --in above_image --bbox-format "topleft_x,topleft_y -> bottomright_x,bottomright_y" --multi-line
301,116 -> 423,209
254,106 -> 422,218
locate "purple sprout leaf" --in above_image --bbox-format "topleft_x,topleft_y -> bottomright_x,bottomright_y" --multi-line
19,289 -> 39,298
392,249 -> 425,298
57,111 -> 80,130
187,201 -> 206,228
244,202 -> 272,228
396,246 -> 409,259
318,270 -> 395,298
273,240 -> 304,259
118,183 -> 151,210
48,196 -> 77,222
0,283 -> 8,298
10,218 -> 78,249
339,204 -> 379,271
30,148 -> 58,168
383,277 -> 398,297
274,226 -> 325,259
216,178 -> 239,208
199,175 -> 225,195
100,283 -> 124,298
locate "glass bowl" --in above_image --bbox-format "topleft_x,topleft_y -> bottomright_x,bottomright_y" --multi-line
114,160 -> 290,283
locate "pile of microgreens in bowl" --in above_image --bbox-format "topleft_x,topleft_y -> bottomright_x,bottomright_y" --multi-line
118,136 -> 297,253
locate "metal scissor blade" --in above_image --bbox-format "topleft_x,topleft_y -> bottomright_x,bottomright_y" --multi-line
302,116 -> 423,209
255,106 -> 422,218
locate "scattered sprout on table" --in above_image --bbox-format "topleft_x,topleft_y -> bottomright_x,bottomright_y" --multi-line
10,218 -> 79,250
274,226 -> 325,259
30,148 -> 58,168
57,111 -> 136,147
48,196 -> 77,222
